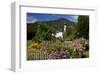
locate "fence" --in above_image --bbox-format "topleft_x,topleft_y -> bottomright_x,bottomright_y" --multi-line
32,53 -> 48,60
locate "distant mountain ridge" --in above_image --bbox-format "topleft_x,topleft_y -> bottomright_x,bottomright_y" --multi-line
27,18 -> 75,32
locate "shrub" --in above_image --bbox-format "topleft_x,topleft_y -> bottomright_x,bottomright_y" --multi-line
28,42 -> 41,49
80,39 -> 85,46
82,50 -> 89,58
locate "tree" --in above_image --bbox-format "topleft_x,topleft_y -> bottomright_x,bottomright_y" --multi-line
27,23 -> 37,40
34,23 -> 55,42
76,16 -> 89,39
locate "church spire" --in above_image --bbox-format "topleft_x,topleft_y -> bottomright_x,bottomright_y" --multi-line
64,24 -> 67,33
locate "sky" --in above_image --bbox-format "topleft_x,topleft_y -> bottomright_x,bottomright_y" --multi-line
27,13 -> 78,23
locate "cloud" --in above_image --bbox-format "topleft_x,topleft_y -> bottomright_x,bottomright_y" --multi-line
27,16 -> 37,23
68,16 -> 79,22
73,16 -> 78,22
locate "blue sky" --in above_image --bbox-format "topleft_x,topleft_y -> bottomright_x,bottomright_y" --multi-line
27,13 -> 78,23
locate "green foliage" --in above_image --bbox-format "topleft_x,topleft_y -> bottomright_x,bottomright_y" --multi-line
63,24 -> 78,40
45,18 -> 74,32
80,39 -> 86,46
47,43 -> 81,58
32,23 -> 55,42
47,43 -> 62,53
64,46 -> 81,58
63,16 -> 89,40
63,34 -> 76,41
27,23 -> 37,40
27,39 -> 89,60
76,16 -> 89,39
27,16 -> 89,60
82,51 -> 89,58
27,18 -> 75,41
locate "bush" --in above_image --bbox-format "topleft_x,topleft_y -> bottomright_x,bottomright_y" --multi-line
28,41 -> 41,49
63,34 -> 76,41
80,39 -> 85,46
82,51 -> 89,58
47,43 -> 62,53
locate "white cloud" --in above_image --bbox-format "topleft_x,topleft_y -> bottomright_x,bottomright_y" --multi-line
69,16 -> 79,22
73,16 -> 78,22
27,16 -> 37,23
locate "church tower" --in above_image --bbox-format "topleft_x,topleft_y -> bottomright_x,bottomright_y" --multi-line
64,24 -> 67,33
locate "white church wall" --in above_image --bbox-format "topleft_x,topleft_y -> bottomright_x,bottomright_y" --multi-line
55,32 -> 63,38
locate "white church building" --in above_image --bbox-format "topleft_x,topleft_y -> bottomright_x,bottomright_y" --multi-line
52,24 -> 67,38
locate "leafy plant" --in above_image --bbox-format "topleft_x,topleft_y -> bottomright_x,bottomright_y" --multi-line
82,51 -> 89,58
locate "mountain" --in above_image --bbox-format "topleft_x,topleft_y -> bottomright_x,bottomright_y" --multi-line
27,18 -> 75,40
37,18 -> 75,25
28,18 -> 75,31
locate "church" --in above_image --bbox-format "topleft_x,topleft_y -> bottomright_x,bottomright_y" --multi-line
52,24 -> 67,38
